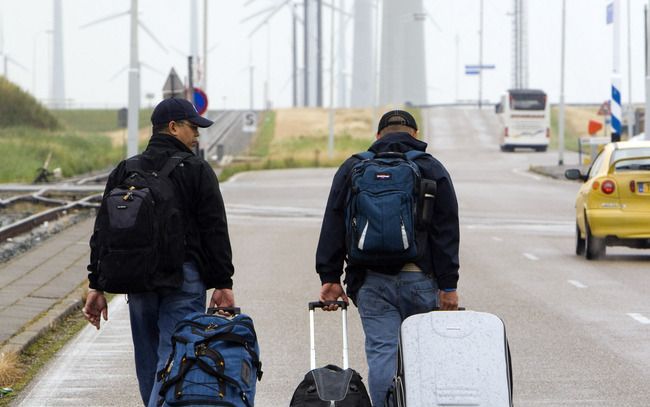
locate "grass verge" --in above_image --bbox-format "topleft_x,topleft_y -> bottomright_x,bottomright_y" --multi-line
0,127 -> 123,183
0,306 -> 87,406
218,108 -> 421,182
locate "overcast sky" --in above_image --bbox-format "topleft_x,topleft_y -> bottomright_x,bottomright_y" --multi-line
0,0 -> 648,110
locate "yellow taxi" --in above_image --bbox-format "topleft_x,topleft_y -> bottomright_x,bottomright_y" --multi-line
565,140 -> 650,259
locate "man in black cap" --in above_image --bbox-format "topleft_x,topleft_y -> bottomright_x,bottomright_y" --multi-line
83,98 -> 235,406
316,109 -> 460,405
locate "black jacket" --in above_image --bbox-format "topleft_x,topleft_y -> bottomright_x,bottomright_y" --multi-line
315,132 -> 460,290
87,133 -> 234,290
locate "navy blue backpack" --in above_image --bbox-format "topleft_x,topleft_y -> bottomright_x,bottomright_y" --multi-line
345,150 -> 432,266
156,308 -> 262,407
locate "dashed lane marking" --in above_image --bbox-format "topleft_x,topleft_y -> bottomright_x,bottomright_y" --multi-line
492,236 -> 503,242
567,280 -> 587,288
523,253 -> 539,261
627,313 -> 650,324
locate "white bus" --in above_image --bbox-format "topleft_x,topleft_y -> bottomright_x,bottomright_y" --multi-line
495,89 -> 550,152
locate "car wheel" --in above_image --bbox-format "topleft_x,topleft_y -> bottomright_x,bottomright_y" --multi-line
575,224 -> 585,256
585,220 -> 605,260
535,146 -> 547,152
500,145 -> 513,152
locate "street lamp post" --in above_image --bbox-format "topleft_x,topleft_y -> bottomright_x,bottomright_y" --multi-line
558,0 -> 566,166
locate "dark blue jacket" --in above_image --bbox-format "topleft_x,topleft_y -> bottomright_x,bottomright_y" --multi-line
315,132 -> 460,291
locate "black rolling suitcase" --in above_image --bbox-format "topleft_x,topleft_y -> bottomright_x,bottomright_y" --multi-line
289,301 -> 371,407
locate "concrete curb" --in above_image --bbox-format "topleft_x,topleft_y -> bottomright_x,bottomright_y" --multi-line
0,283 -> 85,356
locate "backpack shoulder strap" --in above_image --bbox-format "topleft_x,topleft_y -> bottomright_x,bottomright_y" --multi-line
159,152 -> 193,177
352,151 -> 375,161
404,150 -> 428,161
124,155 -> 144,175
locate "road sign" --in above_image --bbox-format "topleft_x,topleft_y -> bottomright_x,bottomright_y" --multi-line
193,87 -> 208,115
242,111 -> 257,133
465,64 -> 495,70
588,120 -> 603,135
162,68 -> 185,99
597,100 -> 611,116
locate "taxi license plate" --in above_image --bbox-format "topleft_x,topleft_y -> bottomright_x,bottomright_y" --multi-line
639,182 -> 649,193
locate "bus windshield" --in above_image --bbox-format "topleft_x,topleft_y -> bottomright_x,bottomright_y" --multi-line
510,93 -> 546,111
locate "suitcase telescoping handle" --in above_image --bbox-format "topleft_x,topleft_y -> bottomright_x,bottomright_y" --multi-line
308,301 -> 349,371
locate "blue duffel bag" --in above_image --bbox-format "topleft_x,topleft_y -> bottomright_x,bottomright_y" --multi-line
156,307 -> 263,407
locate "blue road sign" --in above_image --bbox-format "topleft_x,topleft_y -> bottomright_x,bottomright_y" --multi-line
606,3 -> 613,24
465,64 -> 495,70
193,87 -> 208,115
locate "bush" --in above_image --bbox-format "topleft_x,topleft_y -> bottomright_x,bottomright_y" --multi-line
0,77 -> 60,130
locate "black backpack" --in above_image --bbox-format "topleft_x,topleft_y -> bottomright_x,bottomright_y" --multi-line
95,152 -> 191,293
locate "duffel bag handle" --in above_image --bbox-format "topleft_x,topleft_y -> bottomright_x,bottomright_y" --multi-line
207,307 -> 241,316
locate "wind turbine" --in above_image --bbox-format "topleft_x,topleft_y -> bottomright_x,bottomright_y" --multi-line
80,0 -> 167,159
52,0 -> 65,108
0,7 -> 28,81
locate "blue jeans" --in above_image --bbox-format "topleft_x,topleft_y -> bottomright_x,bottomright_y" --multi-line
127,262 -> 207,407
356,271 -> 439,406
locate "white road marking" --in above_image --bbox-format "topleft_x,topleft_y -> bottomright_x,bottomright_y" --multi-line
512,168 -> 542,181
492,236 -> 503,242
567,280 -> 588,288
523,253 -> 539,261
627,313 -> 650,325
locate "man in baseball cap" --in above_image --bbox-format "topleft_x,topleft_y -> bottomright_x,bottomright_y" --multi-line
316,108 -> 460,405
151,97 -> 214,128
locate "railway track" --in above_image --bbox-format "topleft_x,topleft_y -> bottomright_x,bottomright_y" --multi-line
0,174 -> 108,243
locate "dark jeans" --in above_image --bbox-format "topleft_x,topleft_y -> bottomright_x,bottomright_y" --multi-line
127,262 -> 206,406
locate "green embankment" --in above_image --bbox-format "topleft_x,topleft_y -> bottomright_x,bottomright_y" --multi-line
0,78 -> 147,183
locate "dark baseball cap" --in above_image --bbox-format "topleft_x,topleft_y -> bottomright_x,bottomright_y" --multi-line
151,98 -> 213,128
377,110 -> 418,133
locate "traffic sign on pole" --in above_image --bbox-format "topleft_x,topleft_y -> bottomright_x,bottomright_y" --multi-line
242,111 -> 257,133
162,68 -> 185,99
193,87 -> 208,115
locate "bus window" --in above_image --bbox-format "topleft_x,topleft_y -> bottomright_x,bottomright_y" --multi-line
510,94 -> 546,111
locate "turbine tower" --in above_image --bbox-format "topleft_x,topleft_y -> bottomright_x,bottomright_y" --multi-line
512,0 -> 529,89
52,0 -> 65,108
351,0 -> 374,107
379,0 -> 427,106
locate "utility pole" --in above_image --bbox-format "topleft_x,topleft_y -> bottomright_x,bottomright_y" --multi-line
328,0 -> 336,158
304,0 -> 309,106
478,0 -> 484,108
646,2 -> 650,135
627,0 -> 635,135
203,0 -> 208,92
293,3 -> 298,107
558,0 -> 566,166
127,0 -> 140,158
52,0 -> 65,108
611,0 -> 622,142
317,0 -> 323,107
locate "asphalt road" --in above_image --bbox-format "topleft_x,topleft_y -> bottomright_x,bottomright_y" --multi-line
14,107 -> 650,406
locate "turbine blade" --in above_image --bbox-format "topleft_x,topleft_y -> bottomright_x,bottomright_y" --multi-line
138,20 -> 169,53
241,4 -> 279,24
141,61 -> 164,75
79,10 -> 129,29
109,65 -> 129,82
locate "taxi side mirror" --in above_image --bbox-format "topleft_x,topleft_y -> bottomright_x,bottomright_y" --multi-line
564,169 -> 586,182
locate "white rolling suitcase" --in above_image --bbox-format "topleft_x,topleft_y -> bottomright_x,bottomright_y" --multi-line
389,310 -> 513,407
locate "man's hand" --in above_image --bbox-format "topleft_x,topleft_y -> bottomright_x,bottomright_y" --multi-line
319,283 -> 349,311
83,290 -> 108,329
439,290 -> 459,310
210,288 -> 235,309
